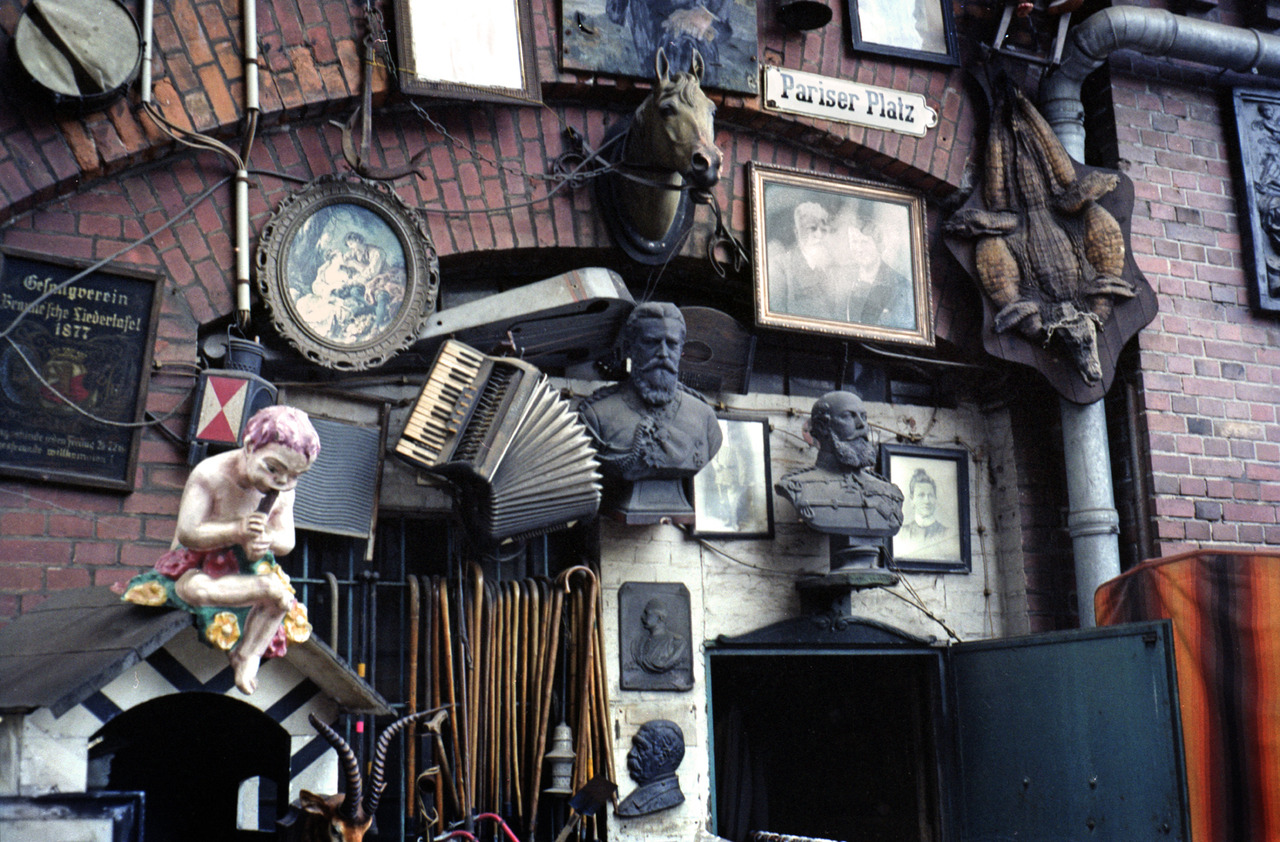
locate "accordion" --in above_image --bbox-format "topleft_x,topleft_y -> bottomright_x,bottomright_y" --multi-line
396,340 -> 602,543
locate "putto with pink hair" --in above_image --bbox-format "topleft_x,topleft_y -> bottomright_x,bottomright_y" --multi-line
243,405 -> 321,461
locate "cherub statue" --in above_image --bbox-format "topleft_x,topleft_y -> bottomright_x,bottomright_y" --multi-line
121,405 -> 321,694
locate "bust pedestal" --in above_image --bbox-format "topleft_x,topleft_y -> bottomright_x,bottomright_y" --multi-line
604,478 -> 694,525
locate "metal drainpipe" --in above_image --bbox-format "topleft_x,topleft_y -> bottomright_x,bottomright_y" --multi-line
1040,5 -> 1280,625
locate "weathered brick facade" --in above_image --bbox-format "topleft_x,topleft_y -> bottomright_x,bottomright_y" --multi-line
1,0 -> 1277,642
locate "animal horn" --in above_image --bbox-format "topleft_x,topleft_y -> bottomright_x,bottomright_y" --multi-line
363,707 -> 452,820
309,713 -> 365,824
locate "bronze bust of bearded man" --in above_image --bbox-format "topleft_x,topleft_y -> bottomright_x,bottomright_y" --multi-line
775,389 -> 903,536
578,302 -> 722,482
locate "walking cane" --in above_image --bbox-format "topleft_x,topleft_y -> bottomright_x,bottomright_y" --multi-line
407,574 -> 421,819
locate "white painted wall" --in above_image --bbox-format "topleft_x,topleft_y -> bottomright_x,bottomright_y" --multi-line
593,391 -> 1026,842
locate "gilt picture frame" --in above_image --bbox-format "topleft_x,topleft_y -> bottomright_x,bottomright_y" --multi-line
750,162 -> 933,346
880,443 -> 970,573
255,175 -> 439,371
393,0 -> 540,103
848,0 -> 959,67
692,417 -> 774,538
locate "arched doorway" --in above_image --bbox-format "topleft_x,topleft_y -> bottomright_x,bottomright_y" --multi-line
91,693 -> 290,841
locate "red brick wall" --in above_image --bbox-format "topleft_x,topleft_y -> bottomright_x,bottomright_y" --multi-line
1111,53 -> 1280,558
0,0 -> 975,224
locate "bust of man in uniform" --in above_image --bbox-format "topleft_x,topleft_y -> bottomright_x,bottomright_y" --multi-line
616,719 -> 686,817
775,390 -> 903,536
578,302 -> 723,482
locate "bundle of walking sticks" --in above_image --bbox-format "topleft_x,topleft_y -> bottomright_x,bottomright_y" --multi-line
404,563 -> 615,839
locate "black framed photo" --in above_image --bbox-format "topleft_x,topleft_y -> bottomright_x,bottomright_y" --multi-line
848,0 -> 959,66
0,248 -> 161,492
1231,87 -> 1280,313
692,417 -> 774,538
392,0 -> 541,103
880,443 -> 970,573
749,162 -> 933,347
255,175 -> 440,371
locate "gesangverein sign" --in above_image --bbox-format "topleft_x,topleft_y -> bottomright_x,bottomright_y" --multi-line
762,66 -> 938,138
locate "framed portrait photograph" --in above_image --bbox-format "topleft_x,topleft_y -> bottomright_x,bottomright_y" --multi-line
848,0 -> 959,66
1231,87 -> 1280,313
0,248 -> 161,492
558,0 -> 759,95
880,443 -> 970,573
255,175 -> 440,371
392,0 -> 540,103
692,417 -> 774,538
749,162 -> 933,346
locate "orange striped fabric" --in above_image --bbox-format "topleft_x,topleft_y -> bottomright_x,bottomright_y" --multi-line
1096,549 -> 1280,842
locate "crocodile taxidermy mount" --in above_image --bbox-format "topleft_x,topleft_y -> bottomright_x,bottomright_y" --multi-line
944,83 -> 1156,404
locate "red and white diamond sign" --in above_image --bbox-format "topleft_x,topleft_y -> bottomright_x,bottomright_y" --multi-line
194,374 -> 252,444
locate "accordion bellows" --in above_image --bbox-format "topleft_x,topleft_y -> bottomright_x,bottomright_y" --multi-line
396,340 -> 602,543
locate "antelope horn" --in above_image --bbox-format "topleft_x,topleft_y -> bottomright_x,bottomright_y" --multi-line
365,706 -> 453,819
308,713 -> 365,824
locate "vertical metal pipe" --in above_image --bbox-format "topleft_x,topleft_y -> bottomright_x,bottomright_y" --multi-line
234,0 -> 259,328
243,0 -> 258,113
1040,6 -> 1280,624
140,0 -> 153,104
1059,399 -> 1120,627
1051,99 -> 1120,628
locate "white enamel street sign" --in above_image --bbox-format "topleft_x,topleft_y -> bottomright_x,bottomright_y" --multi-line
762,65 -> 939,138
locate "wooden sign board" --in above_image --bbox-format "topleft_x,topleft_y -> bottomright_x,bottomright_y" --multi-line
0,249 -> 161,491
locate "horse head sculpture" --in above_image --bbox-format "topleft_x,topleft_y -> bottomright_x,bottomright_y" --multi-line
597,48 -> 721,264
279,709 -> 442,842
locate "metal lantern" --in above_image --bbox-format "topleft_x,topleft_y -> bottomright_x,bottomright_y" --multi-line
186,336 -> 277,465
544,722 -> 575,796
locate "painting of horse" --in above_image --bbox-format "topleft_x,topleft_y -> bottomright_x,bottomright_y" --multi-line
595,48 -> 722,264
560,0 -> 757,95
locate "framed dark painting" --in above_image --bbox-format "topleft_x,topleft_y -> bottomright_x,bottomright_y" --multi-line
848,0 -> 959,66
750,162 -> 934,347
393,0 -> 541,103
881,443 -> 970,573
1232,87 -> 1280,313
692,417 -> 774,538
0,248 -> 161,492
255,175 -> 440,371
559,0 -> 758,94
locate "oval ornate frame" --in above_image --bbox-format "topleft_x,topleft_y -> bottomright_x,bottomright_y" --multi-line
255,175 -> 439,371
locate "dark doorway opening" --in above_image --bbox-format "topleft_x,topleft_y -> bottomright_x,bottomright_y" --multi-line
710,651 -> 943,842
91,693 -> 290,841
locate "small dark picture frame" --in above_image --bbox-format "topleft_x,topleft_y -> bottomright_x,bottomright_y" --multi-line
881,443 -> 970,573
750,162 -> 933,347
255,175 -> 440,371
0,248 -> 161,492
1231,87 -> 1280,313
692,417 -> 774,538
848,0 -> 959,66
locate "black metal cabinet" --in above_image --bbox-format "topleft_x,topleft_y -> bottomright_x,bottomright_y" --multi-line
948,621 -> 1189,841
707,619 -> 1190,842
